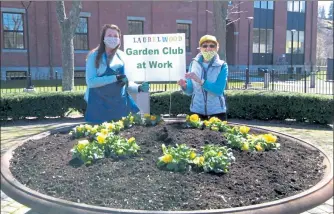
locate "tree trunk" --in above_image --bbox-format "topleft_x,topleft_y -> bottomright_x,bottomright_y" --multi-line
61,27 -> 75,91
55,1 -> 82,91
213,0 -> 228,61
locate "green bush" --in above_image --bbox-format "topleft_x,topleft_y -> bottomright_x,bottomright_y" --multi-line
1,90 -> 333,124
151,90 -> 333,124
0,92 -> 86,120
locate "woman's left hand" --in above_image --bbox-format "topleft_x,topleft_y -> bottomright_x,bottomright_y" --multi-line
185,72 -> 201,84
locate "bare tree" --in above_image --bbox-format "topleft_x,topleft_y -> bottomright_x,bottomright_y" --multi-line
213,1 -> 229,61
56,1 -> 82,91
212,1 -> 246,61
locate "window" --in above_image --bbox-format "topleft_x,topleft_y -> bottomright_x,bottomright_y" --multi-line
128,20 -> 144,35
177,23 -> 191,52
74,17 -> 88,50
2,12 -> 24,49
254,1 -> 274,10
252,28 -> 273,53
287,1 -> 305,13
286,30 -> 304,53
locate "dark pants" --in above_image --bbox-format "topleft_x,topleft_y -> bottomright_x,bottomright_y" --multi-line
190,112 -> 227,121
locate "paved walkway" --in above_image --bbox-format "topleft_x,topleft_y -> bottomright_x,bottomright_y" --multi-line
1,117 -> 333,214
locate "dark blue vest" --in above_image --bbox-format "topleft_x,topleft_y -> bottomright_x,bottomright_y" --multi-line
85,53 -> 140,124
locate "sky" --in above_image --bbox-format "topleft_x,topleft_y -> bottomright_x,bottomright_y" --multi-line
318,1 -> 333,18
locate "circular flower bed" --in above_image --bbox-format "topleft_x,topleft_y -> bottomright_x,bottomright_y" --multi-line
6,114 -> 329,212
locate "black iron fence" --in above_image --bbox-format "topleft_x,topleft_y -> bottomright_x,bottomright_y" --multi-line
1,66 -> 333,95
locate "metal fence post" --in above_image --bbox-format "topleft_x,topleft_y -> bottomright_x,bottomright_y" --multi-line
245,68 -> 249,89
55,71 -> 58,92
271,69 -> 275,91
304,69 -> 307,93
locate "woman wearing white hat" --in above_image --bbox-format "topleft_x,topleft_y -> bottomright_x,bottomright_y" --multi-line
177,35 -> 228,121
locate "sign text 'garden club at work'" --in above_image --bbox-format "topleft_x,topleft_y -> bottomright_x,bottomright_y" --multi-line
123,33 -> 186,82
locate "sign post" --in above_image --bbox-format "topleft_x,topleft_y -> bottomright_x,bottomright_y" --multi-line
123,33 -> 186,114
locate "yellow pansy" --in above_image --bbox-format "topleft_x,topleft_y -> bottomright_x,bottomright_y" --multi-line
76,125 -> 83,132
203,120 -> 210,126
189,114 -> 199,122
262,134 -> 277,143
217,151 -> 223,157
97,134 -> 107,144
193,156 -> 205,166
199,156 -> 205,165
241,142 -> 250,151
128,137 -> 136,144
161,154 -> 173,163
91,127 -> 98,134
77,140 -> 89,152
105,123 -> 114,131
100,129 -> 108,135
189,151 -> 197,160
209,117 -> 220,123
130,116 -> 134,123
150,115 -> 157,121
211,126 -> 219,131
144,113 -> 150,118
239,126 -> 250,134
255,144 -> 264,152
84,124 -> 92,131
222,121 -> 228,125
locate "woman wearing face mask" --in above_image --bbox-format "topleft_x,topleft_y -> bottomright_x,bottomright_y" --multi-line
84,24 -> 150,124
177,35 -> 228,121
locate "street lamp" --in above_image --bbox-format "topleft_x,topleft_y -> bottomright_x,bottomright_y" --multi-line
246,16 -> 253,88
290,29 -> 296,79
21,1 -> 34,90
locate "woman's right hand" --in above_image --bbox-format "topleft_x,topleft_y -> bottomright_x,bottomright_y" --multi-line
177,79 -> 187,88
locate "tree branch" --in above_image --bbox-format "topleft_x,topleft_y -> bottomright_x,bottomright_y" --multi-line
227,18 -> 240,26
56,1 -> 66,24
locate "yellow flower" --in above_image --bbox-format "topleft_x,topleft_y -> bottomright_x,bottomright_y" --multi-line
117,121 -> 124,129
91,127 -> 98,134
239,126 -> 250,134
199,156 -> 205,165
76,125 -> 83,132
130,116 -> 134,123
189,114 -> 199,122
84,124 -> 92,131
211,126 -> 219,131
193,156 -> 205,166
262,134 -> 277,143
97,134 -> 107,144
217,151 -> 222,157
255,144 -> 264,152
241,142 -> 250,151
161,154 -> 173,163
222,121 -> 228,125
144,113 -> 150,118
105,123 -> 114,131
189,151 -> 197,160
209,117 -> 220,123
203,120 -> 210,126
150,115 -> 157,121
100,129 -> 108,135
77,140 -> 89,152
128,137 -> 136,144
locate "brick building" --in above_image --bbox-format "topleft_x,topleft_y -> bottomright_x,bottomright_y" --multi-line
1,1 -> 317,80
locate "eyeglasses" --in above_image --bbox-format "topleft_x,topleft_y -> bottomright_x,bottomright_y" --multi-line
201,44 -> 216,48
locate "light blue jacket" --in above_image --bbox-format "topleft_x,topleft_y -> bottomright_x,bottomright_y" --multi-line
84,49 -> 139,102
183,53 -> 228,115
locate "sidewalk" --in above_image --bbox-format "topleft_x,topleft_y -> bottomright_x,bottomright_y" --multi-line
1,117 -> 333,214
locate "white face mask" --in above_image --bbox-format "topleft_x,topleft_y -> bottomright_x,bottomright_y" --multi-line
104,37 -> 120,49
